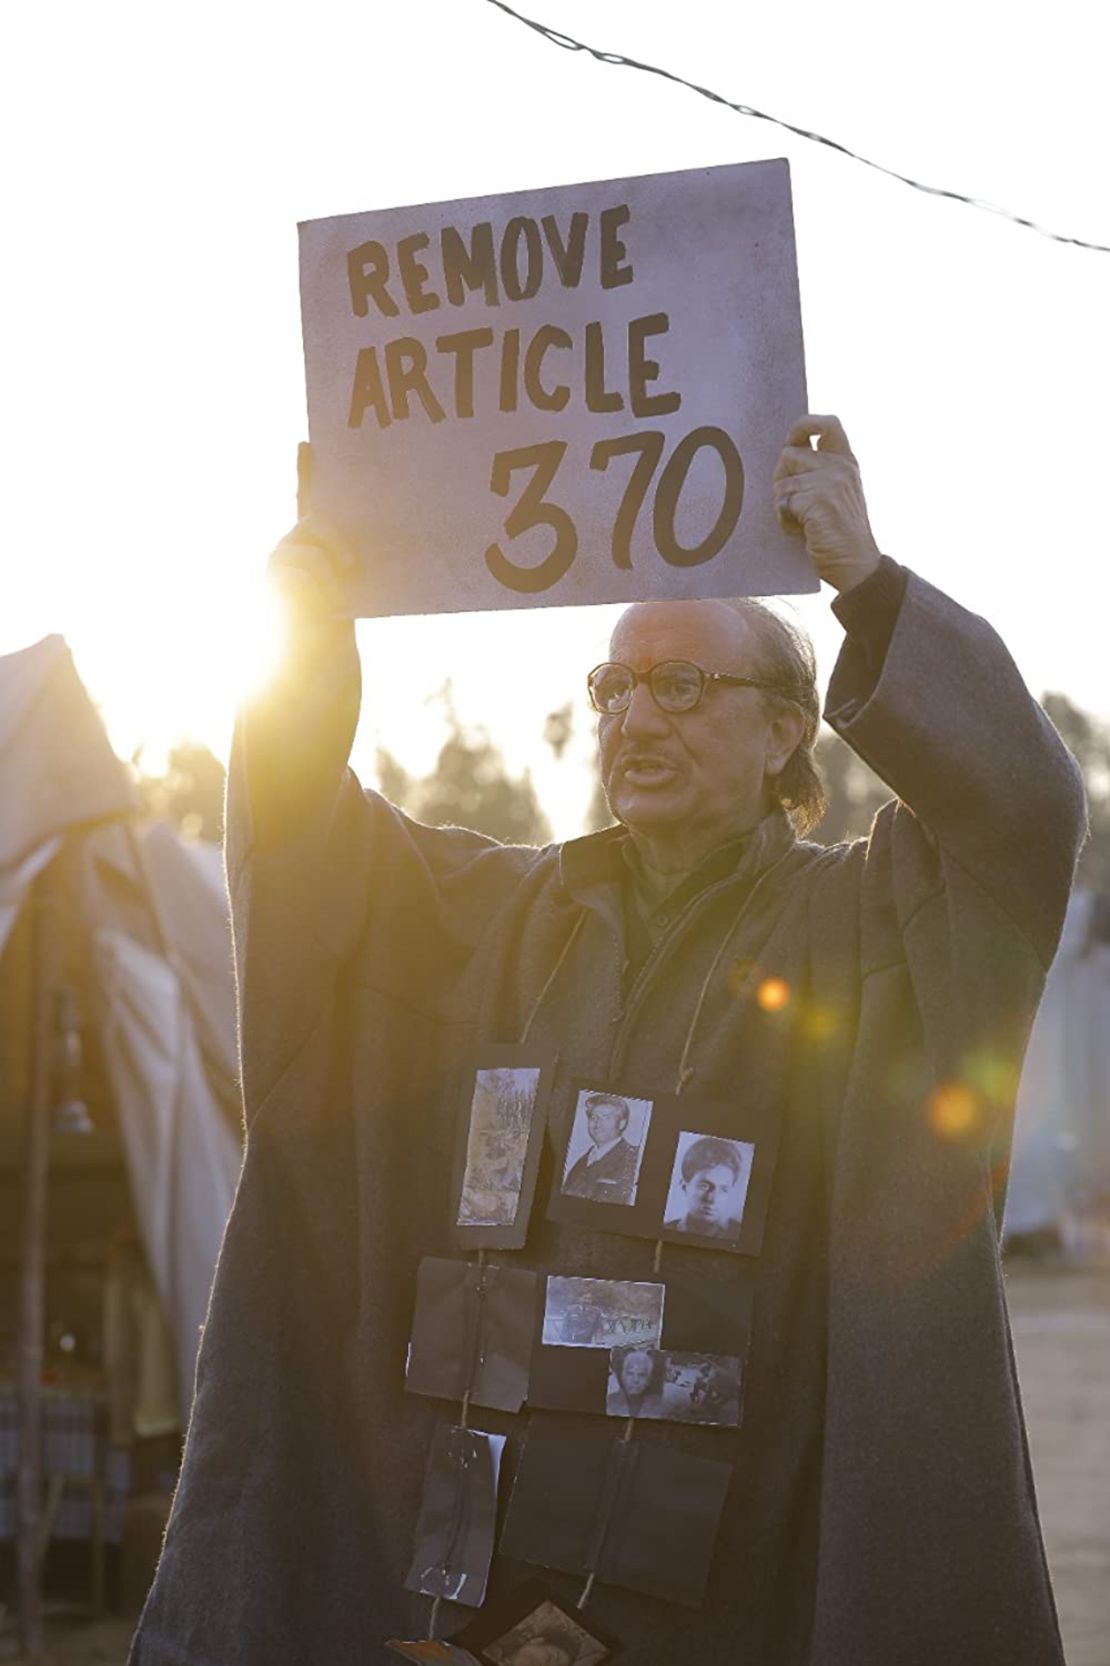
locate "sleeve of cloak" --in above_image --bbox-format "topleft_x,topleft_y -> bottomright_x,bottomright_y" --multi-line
224,624 -> 548,1117
825,564 -> 1087,970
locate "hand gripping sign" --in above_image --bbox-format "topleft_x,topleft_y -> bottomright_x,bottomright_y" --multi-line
299,158 -> 812,616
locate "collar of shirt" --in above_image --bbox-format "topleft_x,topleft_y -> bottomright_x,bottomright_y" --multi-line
621,831 -> 757,949
586,1135 -> 624,1165
557,809 -> 796,991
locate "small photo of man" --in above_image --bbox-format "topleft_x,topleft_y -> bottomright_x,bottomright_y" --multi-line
605,1348 -> 741,1426
560,1089 -> 651,1207
606,1346 -> 666,1420
483,1597 -> 610,1665
542,1276 -> 665,1351
663,1132 -> 754,1242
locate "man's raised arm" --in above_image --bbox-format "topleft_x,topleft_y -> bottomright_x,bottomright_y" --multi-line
773,414 -> 1086,964
233,442 -> 363,853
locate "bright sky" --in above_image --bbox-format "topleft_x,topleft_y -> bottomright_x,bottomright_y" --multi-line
4,0 -> 1107,838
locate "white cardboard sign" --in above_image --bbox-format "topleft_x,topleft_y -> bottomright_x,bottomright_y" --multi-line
299,158 -> 813,617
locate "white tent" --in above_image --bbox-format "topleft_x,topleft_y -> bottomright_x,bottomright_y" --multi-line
1005,889 -> 1110,1247
0,633 -> 241,1414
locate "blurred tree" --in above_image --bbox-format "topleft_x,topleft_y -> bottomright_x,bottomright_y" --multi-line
811,731 -> 889,845
378,696 -> 551,846
416,723 -> 551,844
375,746 -> 411,811
543,702 -> 574,761
133,742 -> 226,842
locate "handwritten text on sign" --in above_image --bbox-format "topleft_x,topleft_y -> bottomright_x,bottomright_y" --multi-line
299,159 -> 812,616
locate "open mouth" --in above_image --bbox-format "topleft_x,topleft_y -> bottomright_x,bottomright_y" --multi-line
621,758 -> 678,788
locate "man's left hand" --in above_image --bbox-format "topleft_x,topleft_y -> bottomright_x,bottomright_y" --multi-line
772,414 -> 882,593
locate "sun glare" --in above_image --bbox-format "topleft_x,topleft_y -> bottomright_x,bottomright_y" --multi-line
235,572 -> 289,702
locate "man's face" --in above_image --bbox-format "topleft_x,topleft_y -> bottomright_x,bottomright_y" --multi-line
563,1302 -> 600,1344
586,1098 -> 626,1146
682,1163 -> 738,1227
598,601 -> 792,853
620,1351 -> 654,1396
511,1643 -> 574,1666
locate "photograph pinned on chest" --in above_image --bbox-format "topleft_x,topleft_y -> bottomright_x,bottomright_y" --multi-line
606,1346 -> 741,1427
451,1577 -> 619,1666
541,1275 -> 664,1350
528,1267 -> 752,1421
557,1087 -> 652,1206
452,1048 -> 556,1249
663,1132 -> 754,1245
548,1083 -> 776,1256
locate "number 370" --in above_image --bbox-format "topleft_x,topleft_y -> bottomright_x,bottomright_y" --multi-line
484,426 -> 744,594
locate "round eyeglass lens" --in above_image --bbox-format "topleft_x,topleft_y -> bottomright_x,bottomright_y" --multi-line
589,665 -> 634,713
651,661 -> 704,711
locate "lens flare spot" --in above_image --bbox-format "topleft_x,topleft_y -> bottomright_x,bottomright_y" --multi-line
757,977 -> 791,1013
928,1081 -> 980,1140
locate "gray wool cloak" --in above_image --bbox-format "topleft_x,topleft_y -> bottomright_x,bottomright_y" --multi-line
131,566 -> 1085,1666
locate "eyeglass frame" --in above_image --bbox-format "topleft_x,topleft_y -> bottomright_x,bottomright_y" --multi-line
586,659 -> 802,716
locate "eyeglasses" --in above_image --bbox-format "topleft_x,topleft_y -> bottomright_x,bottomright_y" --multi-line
587,659 -> 792,716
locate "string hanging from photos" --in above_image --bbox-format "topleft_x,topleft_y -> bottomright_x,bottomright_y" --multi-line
390,897 -> 783,1662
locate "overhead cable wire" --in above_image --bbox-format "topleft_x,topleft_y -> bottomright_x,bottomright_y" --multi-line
483,0 -> 1110,256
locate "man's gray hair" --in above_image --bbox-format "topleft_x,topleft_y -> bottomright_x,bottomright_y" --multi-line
724,598 -> 827,836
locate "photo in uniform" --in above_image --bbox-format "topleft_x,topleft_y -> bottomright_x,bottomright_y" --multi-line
661,1132 -> 754,1244
559,1089 -> 652,1207
541,1275 -> 664,1350
547,1090 -> 775,1257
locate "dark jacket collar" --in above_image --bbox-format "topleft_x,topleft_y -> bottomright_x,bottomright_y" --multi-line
558,809 -> 797,913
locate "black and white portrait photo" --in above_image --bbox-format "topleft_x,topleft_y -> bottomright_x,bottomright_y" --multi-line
605,1346 -> 666,1419
542,1275 -> 664,1350
662,1132 -> 754,1242
559,1089 -> 651,1207
483,1597 -> 611,1666
456,1066 -> 543,1229
606,1348 -> 741,1427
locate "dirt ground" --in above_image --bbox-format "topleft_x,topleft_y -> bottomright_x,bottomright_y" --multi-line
2,1264 -> 1107,1665
1007,1264 -> 1110,1666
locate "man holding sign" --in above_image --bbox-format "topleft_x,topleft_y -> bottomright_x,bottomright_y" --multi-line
131,163 -> 1081,1666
